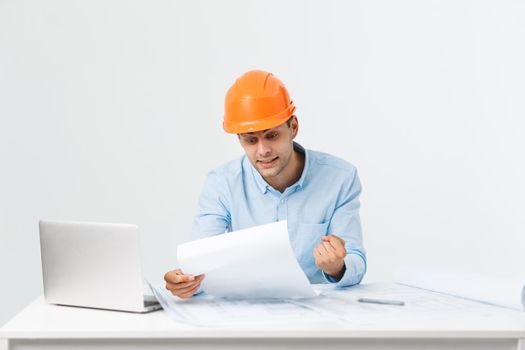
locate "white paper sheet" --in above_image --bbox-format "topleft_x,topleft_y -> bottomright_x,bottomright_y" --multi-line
394,266 -> 525,311
176,221 -> 317,299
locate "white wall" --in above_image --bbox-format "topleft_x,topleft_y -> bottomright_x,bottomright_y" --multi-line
1,0 -> 524,326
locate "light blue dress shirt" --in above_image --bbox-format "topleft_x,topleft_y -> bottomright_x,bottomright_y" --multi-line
192,142 -> 366,287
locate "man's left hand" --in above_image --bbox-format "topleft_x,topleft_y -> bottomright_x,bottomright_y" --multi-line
313,234 -> 347,280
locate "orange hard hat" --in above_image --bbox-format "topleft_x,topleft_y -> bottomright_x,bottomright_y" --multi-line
223,70 -> 296,134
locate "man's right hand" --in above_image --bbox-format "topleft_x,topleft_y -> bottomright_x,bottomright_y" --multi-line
164,268 -> 205,299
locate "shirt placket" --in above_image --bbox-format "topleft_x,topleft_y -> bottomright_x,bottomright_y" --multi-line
276,195 -> 288,221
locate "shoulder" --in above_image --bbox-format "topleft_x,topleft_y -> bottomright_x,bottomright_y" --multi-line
306,149 -> 362,198
207,156 -> 244,178
198,157 -> 244,205
204,155 -> 249,189
308,149 -> 358,177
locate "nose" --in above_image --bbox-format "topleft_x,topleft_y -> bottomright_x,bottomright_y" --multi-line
257,139 -> 271,158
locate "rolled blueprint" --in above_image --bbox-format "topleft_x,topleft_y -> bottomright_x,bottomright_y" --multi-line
394,266 -> 525,311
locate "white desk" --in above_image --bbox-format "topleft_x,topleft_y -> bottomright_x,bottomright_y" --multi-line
2,290 -> 525,350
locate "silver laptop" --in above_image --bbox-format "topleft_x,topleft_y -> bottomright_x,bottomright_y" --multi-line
39,220 -> 162,313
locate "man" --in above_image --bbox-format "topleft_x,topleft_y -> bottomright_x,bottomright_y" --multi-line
164,70 -> 366,298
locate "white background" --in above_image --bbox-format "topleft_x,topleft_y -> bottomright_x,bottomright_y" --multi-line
1,0 -> 524,326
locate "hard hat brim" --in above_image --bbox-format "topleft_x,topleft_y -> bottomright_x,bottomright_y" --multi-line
223,105 -> 296,134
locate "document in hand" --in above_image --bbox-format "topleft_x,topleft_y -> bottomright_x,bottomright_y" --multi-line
176,221 -> 317,299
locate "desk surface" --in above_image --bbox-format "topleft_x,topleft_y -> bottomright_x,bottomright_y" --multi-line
2,294 -> 525,340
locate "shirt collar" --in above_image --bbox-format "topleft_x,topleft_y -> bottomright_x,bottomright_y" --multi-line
249,142 -> 309,194
294,142 -> 309,190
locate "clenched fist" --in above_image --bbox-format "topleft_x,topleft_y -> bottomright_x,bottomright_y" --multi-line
313,234 -> 347,280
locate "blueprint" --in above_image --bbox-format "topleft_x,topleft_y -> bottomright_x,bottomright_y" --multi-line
150,282 -> 525,327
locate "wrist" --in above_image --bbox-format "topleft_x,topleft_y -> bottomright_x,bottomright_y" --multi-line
325,262 -> 346,281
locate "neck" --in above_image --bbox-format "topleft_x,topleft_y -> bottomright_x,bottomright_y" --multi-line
266,149 -> 305,193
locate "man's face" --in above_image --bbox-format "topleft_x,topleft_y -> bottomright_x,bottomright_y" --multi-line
238,118 -> 298,181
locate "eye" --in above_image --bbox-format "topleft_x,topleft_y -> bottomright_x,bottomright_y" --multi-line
246,137 -> 257,144
267,132 -> 278,140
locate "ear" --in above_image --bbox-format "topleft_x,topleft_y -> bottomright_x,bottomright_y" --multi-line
290,116 -> 299,139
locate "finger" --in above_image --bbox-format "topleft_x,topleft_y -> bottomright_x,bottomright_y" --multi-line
316,245 -> 330,265
316,244 -> 326,256
323,240 -> 336,252
170,274 -> 196,284
178,280 -> 202,298
327,234 -> 345,247
174,280 -> 202,296
324,235 -> 347,258
166,273 -> 206,291
166,279 -> 200,290
322,241 -> 339,261
164,270 -> 175,282
314,245 -> 324,260
314,245 -> 323,259
322,235 -> 342,249
179,283 -> 201,299
321,236 -> 339,252
313,247 -> 324,267
187,275 -> 205,286
332,235 -> 346,258
319,241 -> 334,256
164,269 -> 194,283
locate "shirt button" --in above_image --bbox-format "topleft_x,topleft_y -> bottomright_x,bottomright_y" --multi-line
280,199 -> 285,204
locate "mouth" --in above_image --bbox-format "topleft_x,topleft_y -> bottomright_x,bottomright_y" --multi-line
257,157 -> 278,168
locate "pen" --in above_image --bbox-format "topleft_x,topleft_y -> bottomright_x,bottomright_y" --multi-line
357,297 -> 405,306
